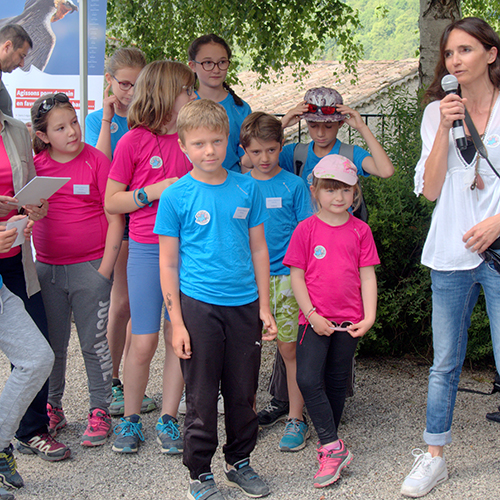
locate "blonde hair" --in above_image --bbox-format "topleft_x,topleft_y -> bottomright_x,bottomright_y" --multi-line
311,176 -> 361,213
177,99 -> 229,143
31,93 -> 75,154
127,60 -> 195,135
106,47 -> 146,76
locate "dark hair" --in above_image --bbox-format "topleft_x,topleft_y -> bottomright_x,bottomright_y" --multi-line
311,176 -> 361,213
187,34 -> 244,107
0,24 -> 32,50
31,93 -> 76,154
240,112 -> 284,149
424,17 -> 500,103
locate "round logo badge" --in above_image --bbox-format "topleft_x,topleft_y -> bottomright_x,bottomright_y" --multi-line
307,172 -> 314,186
486,134 -> 500,148
195,210 -> 210,226
150,156 -> 163,169
110,122 -> 119,134
314,245 -> 327,259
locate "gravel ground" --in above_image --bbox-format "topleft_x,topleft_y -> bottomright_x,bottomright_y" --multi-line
1,330 -> 500,500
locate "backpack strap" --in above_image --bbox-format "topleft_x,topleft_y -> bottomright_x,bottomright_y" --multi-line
293,142 -> 309,177
338,142 -> 354,161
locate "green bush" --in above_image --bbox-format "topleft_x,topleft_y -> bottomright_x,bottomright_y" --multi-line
358,88 -> 492,362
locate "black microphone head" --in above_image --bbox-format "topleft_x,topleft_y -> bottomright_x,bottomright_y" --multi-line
441,74 -> 459,93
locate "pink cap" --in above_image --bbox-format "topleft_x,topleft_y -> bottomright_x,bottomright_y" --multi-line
313,155 -> 358,185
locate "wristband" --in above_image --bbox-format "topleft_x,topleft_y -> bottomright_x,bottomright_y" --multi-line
133,189 -> 142,208
306,307 -> 316,321
136,187 -> 153,207
102,118 -> 112,124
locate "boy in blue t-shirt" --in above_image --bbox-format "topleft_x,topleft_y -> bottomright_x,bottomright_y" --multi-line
154,99 -> 277,500
240,112 -> 312,453
280,86 -> 394,186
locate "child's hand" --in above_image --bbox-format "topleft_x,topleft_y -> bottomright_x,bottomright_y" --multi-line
24,199 -> 49,222
172,325 -> 192,359
347,318 -> 374,338
0,195 -> 18,217
0,224 -> 18,252
336,104 -> 366,132
281,101 -> 309,129
309,312 -> 335,336
102,83 -> 118,122
260,309 -> 278,341
24,219 -> 34,240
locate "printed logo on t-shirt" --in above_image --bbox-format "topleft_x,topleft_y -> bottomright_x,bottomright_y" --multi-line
195,210 -> 210,225
307,172 -> 313,186
314,245 -> 326,259
110,122 -> 119,134
486,134 -> 500,148
150,156 -> 163,169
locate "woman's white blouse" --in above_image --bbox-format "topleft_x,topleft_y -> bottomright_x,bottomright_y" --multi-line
414,97 -> 500,271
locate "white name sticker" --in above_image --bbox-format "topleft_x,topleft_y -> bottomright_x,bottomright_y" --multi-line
73,184 -> 90,195
266,197 -> 282,209
233,207 -> 250,219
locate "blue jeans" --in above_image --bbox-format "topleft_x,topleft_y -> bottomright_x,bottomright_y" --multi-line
424,261 -> 500,446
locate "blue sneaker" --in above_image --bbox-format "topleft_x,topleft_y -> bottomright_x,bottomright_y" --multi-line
156,414 -> 183,455
0,487 -> 14,500
0,445 -> 23,490
109,384 -> 156,417
224,458 -> 269,497
111,415 -> 144,453
188,473 -> 226,500
279,418 -> 310,452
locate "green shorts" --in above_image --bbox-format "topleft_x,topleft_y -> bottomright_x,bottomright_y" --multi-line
268,274 -> 299,343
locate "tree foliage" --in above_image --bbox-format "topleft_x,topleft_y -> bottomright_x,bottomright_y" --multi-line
106,0 -> 362,83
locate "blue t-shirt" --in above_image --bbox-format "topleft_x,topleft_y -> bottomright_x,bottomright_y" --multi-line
0,275 -> 2,289
85,108 -> 129,156
154,170 -> 268,306
280,140 -> 371,186
250,169 -> 312,275
195,91 -> 251,172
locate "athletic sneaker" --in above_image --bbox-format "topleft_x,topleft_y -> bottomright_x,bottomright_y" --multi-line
178,389 -> 224,415
224,458 -> 270,498
109,384 -> 157,417
188,472 -> 226,500
156,415 -> 183,454
401,449 -> 448,498
279,418 -> 310,452
112,414 -> 144,453
46,403 -> 66,437
0,487 -> 13,500
81,409 -> 112,446
0,444 -> 23,490
313,440 -> 352,488
257,398 -> 289,428
16,432 -> 71,462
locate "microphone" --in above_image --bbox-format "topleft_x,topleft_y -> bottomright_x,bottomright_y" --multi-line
441,74 -> 467,150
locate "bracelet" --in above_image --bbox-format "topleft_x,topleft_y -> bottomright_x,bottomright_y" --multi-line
306,307 -> 316,321
133,189 -> 142,208
102,118 -> 112,123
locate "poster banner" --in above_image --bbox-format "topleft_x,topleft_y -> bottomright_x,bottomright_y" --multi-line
1,0 -> 108,123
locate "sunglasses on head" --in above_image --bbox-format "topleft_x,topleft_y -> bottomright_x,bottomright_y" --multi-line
36,93 -> 70,119
307,103 -> 338,115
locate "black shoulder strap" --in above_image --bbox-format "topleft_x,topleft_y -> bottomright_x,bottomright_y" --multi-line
293,142 -> 308,177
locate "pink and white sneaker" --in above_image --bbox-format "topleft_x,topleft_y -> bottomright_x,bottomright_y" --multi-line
46,403 -> 67,437
313,439 -> 353,488
81,409 -> 112,447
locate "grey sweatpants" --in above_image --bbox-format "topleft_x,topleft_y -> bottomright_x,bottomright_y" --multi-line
0,285 -> 54,449
36,260 -> 113,412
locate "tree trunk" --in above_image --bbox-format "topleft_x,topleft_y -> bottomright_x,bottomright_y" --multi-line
419,0 -> 461,88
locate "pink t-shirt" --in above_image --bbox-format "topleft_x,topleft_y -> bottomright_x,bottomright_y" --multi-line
109,127 -> 192,244
0,136 -> 20,258
283,214 -> 380,325
32,144 -> 111,265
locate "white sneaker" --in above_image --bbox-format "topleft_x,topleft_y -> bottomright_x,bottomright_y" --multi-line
178,389 -> 224,415
401,449 -> 448,498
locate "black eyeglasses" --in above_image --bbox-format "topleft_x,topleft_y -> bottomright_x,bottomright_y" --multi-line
36,93 -> 70,119
480,249 -> 500,274
112,75 -> 135,91
194,59 -> 230,71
